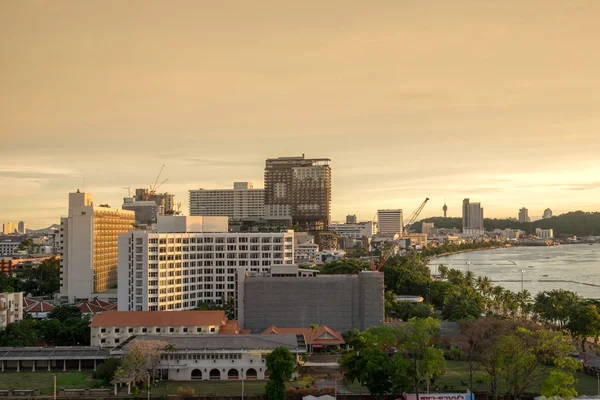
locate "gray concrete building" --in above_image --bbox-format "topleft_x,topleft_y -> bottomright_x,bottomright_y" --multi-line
238,271 -> 384,333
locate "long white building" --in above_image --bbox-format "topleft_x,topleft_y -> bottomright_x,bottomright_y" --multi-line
189,182 -> 265,220
60,191 -> 135,302
118,227 -> 295,312
329,221 -> 376,239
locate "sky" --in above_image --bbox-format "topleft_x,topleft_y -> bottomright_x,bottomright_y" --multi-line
1,0 -> 599,229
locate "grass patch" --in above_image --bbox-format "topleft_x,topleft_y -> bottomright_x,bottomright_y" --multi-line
0,372 -> 106,395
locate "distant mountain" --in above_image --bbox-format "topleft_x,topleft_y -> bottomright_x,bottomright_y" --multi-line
27,224 -> 60,234
416,211 -> 600,237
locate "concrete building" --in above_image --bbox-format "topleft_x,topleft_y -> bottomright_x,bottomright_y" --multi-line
294,241 -> 319,265
462,199 -> 484,237
59,191 -> 136,302
189,182 -> 265,220
329,221 -> 376,239
238,270 -> 384,333
346,215 -> 357,224
422,222 -> 435,236
543,208 -> 553,219
377,209 -> 403,237
117,225 -> 295,312
17,222 -> 26,234
0,239 -> 21,256
536,228 -> 554,239
0,292 -> 23,329
264,155 -> 331,231
89,310 -> 230,347
518,207 -> 530,223
1,223 -> 16,235
111,334 -> 306,381
122,189 -> 177,226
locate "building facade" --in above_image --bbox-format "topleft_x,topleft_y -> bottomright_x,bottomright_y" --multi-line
1,224 -> 16,235
117,230 -> 295,312
346,215 -> 357,224
377,209 -> 403,237
543,208 -> 553,219
0,239 -> 21,256
462,199 -> 484,237
17,222 -> 26,234
422,222 -> 435,236
122,189 -> 177,226
60,191 -> 135,302
518,207 -> 530,223
189,182 -> 265,220
264,156 -> 331,231
329,221 -> 376,239
89,311 -> 229,347
536,228 -> 554,239
0,292 -> 23,329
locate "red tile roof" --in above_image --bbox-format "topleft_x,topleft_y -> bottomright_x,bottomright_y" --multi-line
22,298 -> 56,313
89,310 -> 227,327
77,297 -> 117,314
218,319 -> 241,334
261,325 -> 345,345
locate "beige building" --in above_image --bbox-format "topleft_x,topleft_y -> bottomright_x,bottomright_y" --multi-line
60,191 -> 135,302
0,292 -> 23,329
89,310 -> 238,348
377,209 -> 403,237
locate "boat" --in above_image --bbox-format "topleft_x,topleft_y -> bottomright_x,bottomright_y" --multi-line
542,274 -> 548,277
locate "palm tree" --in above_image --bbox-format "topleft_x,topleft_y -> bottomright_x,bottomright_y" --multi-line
464,271 -> 475,287
164,344 -> 177,380
476,276 -> 493,297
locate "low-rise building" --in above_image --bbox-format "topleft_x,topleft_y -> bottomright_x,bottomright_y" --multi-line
261,325 -> 344,352
0,292 -> 23,328
90,310 -> 229,347
294,241 -> 319,264
111,334 -> 307,381
328,222 -> 376,239
22,298 -> 55,319
0,239 -> 22,256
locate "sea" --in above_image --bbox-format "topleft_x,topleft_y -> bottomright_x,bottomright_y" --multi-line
427,244 -> 600,298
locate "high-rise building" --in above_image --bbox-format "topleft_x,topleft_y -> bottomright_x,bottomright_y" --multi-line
518,207 -> 530,223
2,223 -> 16,235
462,199 -> 484,237
422,222 -> 434,236
17,221 -> 26,234
264,155 -> 331,231
543,208 -> 553,219
189,182 -> 265,220
60,191 -> 135,302
117,226 -> 295,312
122,189 -> 177,226
346,215 -> 357,224
377,209 -> 403,237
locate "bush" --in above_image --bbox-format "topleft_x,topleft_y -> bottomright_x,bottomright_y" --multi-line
93,358 -> 122,383
176,386 -> 196,397
131,385 -> 139,395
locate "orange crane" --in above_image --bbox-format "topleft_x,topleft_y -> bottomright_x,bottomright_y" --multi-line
354,197 -> 429,274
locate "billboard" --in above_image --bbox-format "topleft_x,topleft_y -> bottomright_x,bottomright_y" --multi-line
401,393 -> 475,400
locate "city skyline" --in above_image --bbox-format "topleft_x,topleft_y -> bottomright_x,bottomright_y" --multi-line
2,0 -> 600,228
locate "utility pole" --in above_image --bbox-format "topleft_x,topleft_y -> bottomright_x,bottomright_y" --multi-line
53,374 -> 56,400
147,374 -> 150,400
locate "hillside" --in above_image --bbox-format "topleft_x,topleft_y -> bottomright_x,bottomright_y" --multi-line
416,211 -> 600,237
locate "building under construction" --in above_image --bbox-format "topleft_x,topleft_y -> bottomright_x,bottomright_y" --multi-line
122,189 -> 177,226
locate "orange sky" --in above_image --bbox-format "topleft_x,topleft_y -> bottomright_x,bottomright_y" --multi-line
1,0 -> 599,228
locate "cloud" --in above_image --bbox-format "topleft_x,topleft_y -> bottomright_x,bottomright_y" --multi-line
0,167 -> 77,180
565,182 -> 600,191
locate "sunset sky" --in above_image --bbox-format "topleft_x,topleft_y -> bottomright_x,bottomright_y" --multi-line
1,0 -> 599,229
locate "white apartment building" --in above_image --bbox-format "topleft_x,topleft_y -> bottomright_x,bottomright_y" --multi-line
294,241 -> 319,264
117,229 -> 295,312
189,182 -> 265,220
0,240 -> 21,256
536,228 -> 554,239
90,310 -> 230,347
0,292 -> 23,329
59,191 -> 135,302
377,209 -> 403,237
329,221 -> 376,239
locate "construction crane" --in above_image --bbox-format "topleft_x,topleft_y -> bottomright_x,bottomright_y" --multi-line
354,197 -> 429,274
150,165 -> 166,194
153,179 -> 169,193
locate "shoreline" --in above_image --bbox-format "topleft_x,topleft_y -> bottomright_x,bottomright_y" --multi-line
427,246 -> 503,262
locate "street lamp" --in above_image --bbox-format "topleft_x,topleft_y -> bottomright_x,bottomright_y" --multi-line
519,270 -> 526,292
466,261 -> 471,272
53,374 -> 56,400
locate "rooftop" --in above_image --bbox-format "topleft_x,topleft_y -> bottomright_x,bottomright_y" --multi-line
89,310 -> 227,327
261,325 -> 344,346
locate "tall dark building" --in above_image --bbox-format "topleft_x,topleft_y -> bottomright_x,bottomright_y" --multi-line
264,155 -> 331,231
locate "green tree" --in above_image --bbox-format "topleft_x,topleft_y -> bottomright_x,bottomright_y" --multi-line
0,319 -> 38,346
264,347 -> 295,400
49,304 -> 82,322
533,289 -> 582,328
566,304 -> 600,351
94,358 -> 122,384
542,369 -> 579,399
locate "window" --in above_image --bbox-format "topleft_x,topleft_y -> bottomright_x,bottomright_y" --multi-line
115,328 -> 120,333
156,328 -> 161,333
142,328 -> 148,333
183,328 -> 188,333
115,339 -> 120,344
101,328 -> 106,333
210,327 -> 215,333
170,328 -> 175,333
196,328 -> 202,333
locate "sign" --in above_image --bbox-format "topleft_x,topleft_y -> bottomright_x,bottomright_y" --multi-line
402,393 -> 475,400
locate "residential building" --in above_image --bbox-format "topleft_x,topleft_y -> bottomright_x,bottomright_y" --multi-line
261,325 -> 344,352
59,191 -> 136,302
518,207 -> 530,223
22,298 -> 55,319
0,292 -> 23,328
329,221 -> 376,239
536,228 -> 554,239
422,222 -> 435,236
238,270 -> 384,333
377,209 -> 403,237
189,182 -> 265,220
543,208 -> 553,219
0,239 -> 22,256
17,222 -> 26,234
2,223 -> 16,235
89,310 -> 229,347
117,227 -> 295,312
264,155 -> 331,231
294,241 -> 319,264
462,199 -> 484,237
111,334 -> 307,381
122,189 -> 178,226
346,215 -> 357,224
